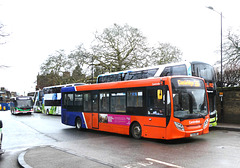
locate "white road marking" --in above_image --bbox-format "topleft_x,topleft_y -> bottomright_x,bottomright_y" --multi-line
145,158 -> 184,168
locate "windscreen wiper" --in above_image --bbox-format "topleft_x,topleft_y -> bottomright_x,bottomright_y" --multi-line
199,113 -> 206,119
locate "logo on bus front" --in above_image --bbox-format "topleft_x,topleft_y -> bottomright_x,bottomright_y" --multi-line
189,120 -> 201,124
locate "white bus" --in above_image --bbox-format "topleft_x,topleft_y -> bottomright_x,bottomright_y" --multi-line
42,83 -> 85,115
33,90 -> 43,113
97,61 -> 218,127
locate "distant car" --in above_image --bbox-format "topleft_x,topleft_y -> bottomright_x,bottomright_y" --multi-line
0,120 -> 4,155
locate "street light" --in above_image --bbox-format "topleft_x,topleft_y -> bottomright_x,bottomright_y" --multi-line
207,6 -> 224,122
207,6 -> 223,88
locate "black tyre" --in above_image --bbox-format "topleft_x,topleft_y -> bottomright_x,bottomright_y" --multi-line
11,108 -> 15,115
131,122 -> 142,139
75,117 -> 82,130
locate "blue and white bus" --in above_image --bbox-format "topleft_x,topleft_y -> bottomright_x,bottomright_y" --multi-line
42,83 -> 85,115
33,90 -> 43,113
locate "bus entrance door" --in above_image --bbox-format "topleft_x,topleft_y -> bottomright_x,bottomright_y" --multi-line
92,113 -> 99,129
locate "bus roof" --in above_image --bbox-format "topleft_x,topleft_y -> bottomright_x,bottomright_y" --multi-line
97,61 -> 191,77
43,83 -> 85,89
11,96 -> 32,100
62,76 -> 204,93
97,61 -> 214,78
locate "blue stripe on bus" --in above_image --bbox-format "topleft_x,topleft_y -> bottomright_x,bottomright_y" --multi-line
61,87 -> 75,92
61,109 -> 87,129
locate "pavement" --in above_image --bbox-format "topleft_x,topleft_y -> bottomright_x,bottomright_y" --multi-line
18,145 -> 115,168
17,123 -> 240,168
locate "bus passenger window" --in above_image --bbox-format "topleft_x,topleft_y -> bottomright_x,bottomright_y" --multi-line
64,93 -> 73,106
171,65 -> 187,76
127,91 -> 143,107
99,93 -> 110,112
146,68 -> 158,78
160,67 -> 171,77
83,93 -> 91,111
92,93 -> 98,112
148,88 -> 166,115
111,92 -> 126,113
68,93 -> 74,106
75,93 -> 83,106
63,94 -> 67,107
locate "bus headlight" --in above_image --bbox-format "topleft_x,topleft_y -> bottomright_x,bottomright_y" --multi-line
174,122 -> 185,131
203,118 -> 209,129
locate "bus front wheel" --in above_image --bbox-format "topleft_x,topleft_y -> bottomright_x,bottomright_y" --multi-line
75,117 -> 82,130
11,109 -> 15,115
131,122 -> 142,139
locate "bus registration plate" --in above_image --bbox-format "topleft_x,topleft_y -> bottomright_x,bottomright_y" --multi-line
190,133 -> 199,137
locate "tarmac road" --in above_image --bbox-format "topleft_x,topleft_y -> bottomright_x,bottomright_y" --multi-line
0,111 -> 240,168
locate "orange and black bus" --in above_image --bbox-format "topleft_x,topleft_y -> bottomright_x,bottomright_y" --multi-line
61,76 -> 209,140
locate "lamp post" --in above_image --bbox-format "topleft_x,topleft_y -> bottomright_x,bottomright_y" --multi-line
92,56 -> 94,84
207,6 -> 224,122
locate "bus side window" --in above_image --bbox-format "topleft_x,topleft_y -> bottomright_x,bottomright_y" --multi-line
127,90 -> 143,107
99,92 -> 110,112
75,93 -> 83,107
83,93 -> 91,111
111,92 -> 126,113
160,67 -> 171,77
147,68 -> 158,78
171,65 -> 187,76
68,93 -> 74,106
92,93 -> 98,112
147,87 -> 166,115
63,93 -> 67,107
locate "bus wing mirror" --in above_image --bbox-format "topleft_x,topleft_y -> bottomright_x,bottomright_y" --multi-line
157,90 -> 163,100
0,120 -> 2,128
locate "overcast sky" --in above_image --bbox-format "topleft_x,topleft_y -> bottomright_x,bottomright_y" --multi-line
0,0 -> 239,95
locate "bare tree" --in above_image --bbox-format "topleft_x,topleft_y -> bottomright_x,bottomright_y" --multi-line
38,24 -> 183,86
68,44 -> 89,82
40,50 -> 69,85
150,42 -> 182,65
223,63 -> 240,87
223,29 -> 240,65
68,44 -> 89,74
40,49 -> 68,75
216,63 -> 240,87
0,23 -> 10,69
91,23 -> 149,73
0,24 -> 9,44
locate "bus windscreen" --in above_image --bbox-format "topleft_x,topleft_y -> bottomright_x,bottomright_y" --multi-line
171,78 -> 208,120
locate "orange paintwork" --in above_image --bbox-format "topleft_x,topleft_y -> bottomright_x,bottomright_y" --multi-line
75,77 -> 170,92
74,76 -> 209,140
